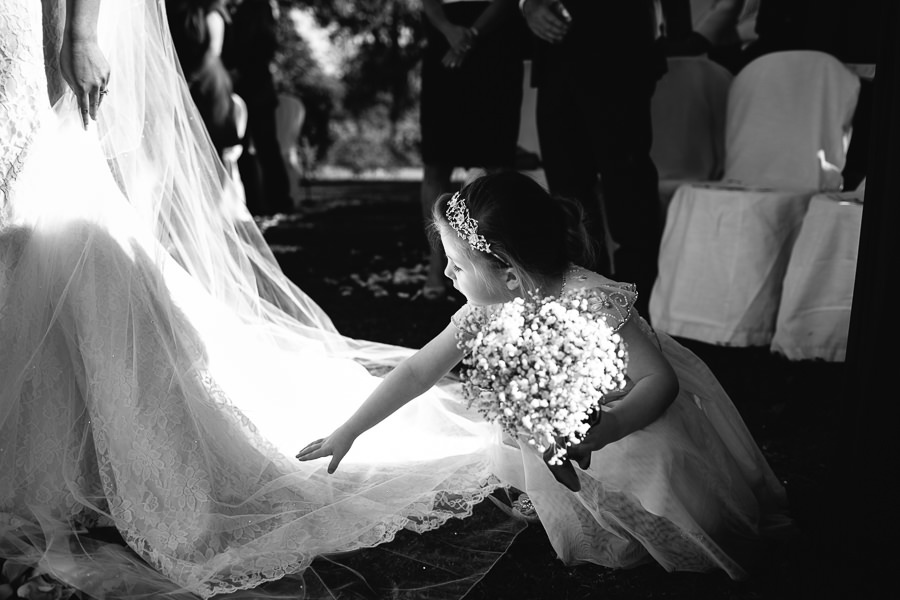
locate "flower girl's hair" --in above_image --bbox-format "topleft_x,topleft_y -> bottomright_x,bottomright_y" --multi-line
432,171 -> 598,294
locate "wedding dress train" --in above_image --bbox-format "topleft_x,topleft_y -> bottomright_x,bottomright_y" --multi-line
1,1 -> 510,597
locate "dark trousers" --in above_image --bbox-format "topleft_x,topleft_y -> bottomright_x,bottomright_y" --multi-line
240,98 -> 291,215
536,72 -> 661,316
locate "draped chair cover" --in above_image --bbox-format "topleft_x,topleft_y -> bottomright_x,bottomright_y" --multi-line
650,56 -> 732,209
650,51 -> 860,347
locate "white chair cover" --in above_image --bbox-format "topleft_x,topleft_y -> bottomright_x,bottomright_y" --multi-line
650,51 -> 861,346
770,188 -> 864,361
651,56 -> 732,205
651,185 -> 812,345
274,93 -> 306,204
724,51 -> 860,190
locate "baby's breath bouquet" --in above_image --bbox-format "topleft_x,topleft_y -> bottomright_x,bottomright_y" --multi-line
457,290 -> 628,465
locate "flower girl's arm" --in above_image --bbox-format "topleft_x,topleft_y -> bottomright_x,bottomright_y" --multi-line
569,319 -> 679,463
296,324 -> 464,472
338,324 -> 465,435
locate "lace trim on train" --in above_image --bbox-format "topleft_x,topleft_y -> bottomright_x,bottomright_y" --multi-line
107,369 -> 502,599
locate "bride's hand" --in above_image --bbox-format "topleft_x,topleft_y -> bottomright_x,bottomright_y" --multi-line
296,427 -> 357,474
60,36 -> 111,130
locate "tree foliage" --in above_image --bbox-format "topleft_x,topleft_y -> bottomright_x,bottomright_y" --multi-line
282,0 -> 424,122
272,1 -> 427,172
272,6 -> 342,161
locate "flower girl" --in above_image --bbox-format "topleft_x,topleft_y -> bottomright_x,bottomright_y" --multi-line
299,171 -> 792,580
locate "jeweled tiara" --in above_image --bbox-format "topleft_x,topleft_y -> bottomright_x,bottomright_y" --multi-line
446,191 -> 493,255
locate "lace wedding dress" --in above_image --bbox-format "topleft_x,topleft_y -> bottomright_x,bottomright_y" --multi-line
1,2 -> 508,597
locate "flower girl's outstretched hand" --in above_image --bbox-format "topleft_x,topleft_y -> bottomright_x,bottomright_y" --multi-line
296,427 -> 358,474
297,325 -> 465,474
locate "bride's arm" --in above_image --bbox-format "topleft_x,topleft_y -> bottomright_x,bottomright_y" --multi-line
61,0 -> 110,128
297,324 -> 465,473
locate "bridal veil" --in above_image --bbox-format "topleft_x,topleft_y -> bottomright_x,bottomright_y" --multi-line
1,1 -> 516,597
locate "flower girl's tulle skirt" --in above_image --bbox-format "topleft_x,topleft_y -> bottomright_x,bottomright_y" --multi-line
488,330 -> 793,580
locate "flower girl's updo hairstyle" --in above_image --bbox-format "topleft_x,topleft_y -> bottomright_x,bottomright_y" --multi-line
432,171 -> 598,294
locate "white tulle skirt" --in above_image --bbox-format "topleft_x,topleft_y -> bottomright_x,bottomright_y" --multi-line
489,330 -> 792,580
0,105 -> 507,599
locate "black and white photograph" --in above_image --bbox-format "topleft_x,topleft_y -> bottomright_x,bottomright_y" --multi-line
1,1 -> 895,599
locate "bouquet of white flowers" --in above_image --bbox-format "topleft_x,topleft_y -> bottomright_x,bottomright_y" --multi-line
456,290 -> 629,465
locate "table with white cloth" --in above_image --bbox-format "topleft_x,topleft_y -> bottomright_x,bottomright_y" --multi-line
770,192 -> 863,361
648,51 -> 860,353
650,183 -> 814,347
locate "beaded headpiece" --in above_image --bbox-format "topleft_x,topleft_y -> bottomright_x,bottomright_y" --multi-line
446,191 -> 493,255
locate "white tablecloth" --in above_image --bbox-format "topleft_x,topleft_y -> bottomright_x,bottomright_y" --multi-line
650,183 -> 814,346
770,193 -> 863,361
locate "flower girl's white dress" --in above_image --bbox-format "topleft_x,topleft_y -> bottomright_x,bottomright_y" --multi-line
453,267 -> 792,580
1,1 -> 504,598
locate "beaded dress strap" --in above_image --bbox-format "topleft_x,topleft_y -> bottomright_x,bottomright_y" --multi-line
562,266 -> 637,333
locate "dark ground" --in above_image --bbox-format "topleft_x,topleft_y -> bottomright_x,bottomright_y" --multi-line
0,185 -> 844,600
260,184 -> 845,600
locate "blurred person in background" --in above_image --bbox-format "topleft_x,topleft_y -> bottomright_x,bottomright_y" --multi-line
166,0 -> 241,158
418,0 -> 526,300
519,0 -> 666,317
224,0 -> 292,215
657,0 -> 759,70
